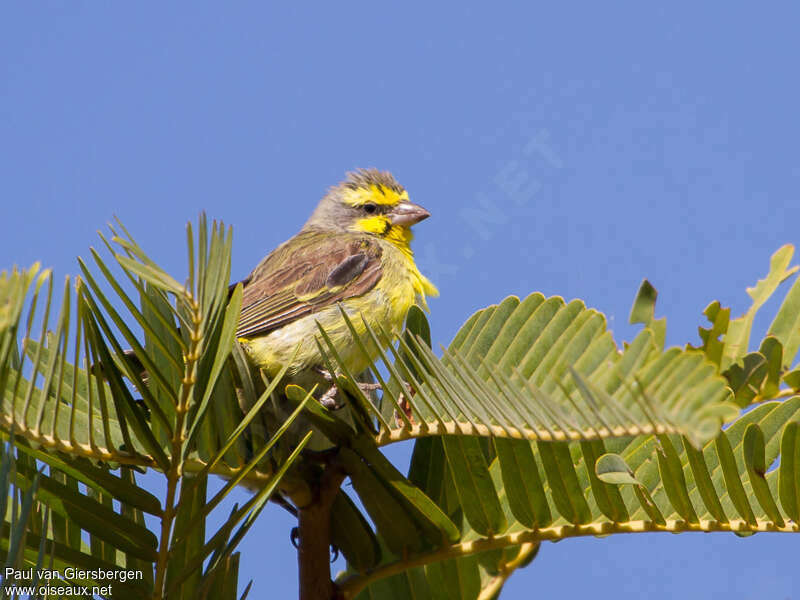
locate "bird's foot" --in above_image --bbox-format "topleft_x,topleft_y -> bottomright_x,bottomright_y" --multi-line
318,381 -> 383,410
313,368 -> 342,409
314,367 -> 383,410
319,385 -> 341,410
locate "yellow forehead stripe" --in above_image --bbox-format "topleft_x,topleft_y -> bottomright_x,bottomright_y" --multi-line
342,184 -> 408,207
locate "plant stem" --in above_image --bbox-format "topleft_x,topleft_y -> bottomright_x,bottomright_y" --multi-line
477,542 -> 539,600
153,298 -> 202,599
297,461 -> 345,600
153,474 -> 178,598
337,517 -> 800,598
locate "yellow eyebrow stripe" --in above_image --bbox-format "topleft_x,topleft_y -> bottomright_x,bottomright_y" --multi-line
342,184 -> 408,207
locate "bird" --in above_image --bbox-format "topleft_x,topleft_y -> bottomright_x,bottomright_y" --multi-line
232,168 -> 438,404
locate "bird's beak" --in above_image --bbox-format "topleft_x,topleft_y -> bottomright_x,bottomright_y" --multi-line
389,202 -> 431,227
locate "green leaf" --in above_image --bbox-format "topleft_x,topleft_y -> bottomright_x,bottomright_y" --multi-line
767,272 -> 800,368
408,437 -> 455,513
494,438 -> 552,528
580,440 -> 628,522
694,301 -> 730,367
778,421 -> 800,521
721,245 -> 798,371
81,304 -> 170,470
629,279 -> 666,350
536,441 -> 591,524
331,491 -> 381,573
12,464 -> 158,561
183,283 -> 243,455
442,436 -> 507,536
353,439 -> 461,545
168,474 -> 208,600
783,368 -> 800,391
339,447 -> 429,555
655,435 -> 698,523
595,453 -> 640,486
12,441 -> 161,516
596,453 -> 665,525
405,304 -> 432,348
167,431 -> 312,596
318,288 -> 737,451
742,424 -> 784,526
681,436 -> 728,523
116,256 -> 186,296
4,454 -> 42,572
724,351 -> 767,407
714,434 -> 757,526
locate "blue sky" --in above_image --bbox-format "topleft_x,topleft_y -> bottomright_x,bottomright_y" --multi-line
3,3 -> 799,598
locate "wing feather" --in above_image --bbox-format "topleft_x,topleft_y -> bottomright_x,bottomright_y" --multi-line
234,231 -> 384,338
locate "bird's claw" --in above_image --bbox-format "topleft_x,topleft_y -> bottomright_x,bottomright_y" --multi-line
319,385 -> 341,410
316,369 -> 383,410
319,382 -> 382,410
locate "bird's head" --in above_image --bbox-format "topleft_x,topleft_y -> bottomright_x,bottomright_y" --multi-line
304,169 -> 430,253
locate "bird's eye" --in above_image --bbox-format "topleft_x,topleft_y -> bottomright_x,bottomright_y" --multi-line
363,203 -> 378,214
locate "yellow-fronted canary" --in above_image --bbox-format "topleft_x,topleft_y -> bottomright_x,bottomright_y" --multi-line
233,168 -> 437,399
